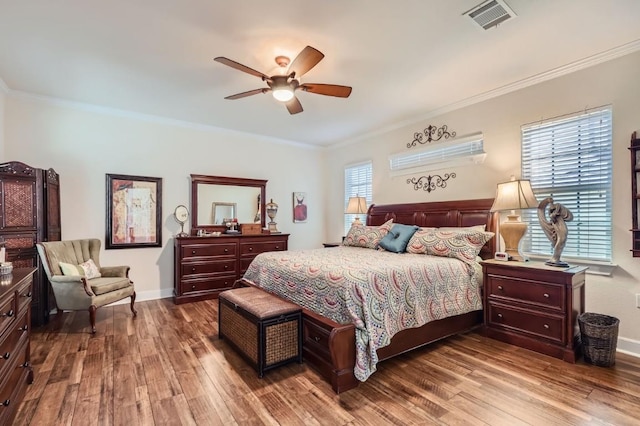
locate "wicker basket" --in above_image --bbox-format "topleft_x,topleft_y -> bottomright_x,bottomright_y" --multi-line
578,312 -> 619,367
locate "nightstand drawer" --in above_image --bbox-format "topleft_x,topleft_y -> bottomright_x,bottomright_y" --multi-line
488,302 -> 565,343
487,276 -> 564,311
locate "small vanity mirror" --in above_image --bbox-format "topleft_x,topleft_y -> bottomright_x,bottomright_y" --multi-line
191,174 -> 267,235
212,202 -> 237,225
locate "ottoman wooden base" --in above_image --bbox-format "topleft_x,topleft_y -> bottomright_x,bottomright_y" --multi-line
219,287 -> 302,377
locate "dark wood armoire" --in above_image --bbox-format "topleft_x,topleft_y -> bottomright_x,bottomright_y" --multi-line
0,161 -> 61,326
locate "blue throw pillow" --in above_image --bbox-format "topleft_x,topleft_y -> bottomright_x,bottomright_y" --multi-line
379,224 -> 419,253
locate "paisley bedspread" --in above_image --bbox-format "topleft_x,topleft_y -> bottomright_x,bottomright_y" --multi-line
242,246 -> 483,382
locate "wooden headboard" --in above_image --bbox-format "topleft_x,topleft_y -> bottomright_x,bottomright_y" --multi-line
366,198 -> 498,259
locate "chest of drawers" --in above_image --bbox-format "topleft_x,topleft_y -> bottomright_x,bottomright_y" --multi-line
0,268 -> 36,425
481,260 -> 586,362
174,234 -> 288,304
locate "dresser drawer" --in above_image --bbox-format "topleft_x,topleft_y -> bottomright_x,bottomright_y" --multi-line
181,259 -> 237,277
488,302 -> 565,344
0,340 -> 29,424
0,298 -> 14,338
0,310 -> 29,382
487,276 -> 564,311
181,243 -> 237,259
180,276 -> 235,295
240,241 -> 285,256
15,278 -> 33,316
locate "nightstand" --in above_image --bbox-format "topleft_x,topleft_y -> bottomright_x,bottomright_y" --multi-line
481,259 -> 586,363
322,242 -> 342,248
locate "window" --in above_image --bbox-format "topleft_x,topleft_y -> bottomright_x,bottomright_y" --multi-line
388,133 -> 485,176
344,161 -> 372,235
521,106 -> 612,262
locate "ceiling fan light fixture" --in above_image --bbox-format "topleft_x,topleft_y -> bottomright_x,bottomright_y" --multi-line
272,87 -> 294,102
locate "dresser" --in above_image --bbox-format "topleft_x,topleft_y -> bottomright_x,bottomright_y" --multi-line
174,234 -> 289,304
0,268 -> 35,425
481,260 -> 586,362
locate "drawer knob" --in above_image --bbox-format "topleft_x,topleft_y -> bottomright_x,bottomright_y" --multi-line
275,246 -> 280,250
224,265 -> 228,269
224,248 -> 228,253
497,285 -> 503,291
21,362 -> 30,368
18,324 -> 28,332
543,324 -> 550,329
191,285 -> 196,290
249,247 -> 253,251
22,291 -> 32,298
2,353 -> 9,360
192,267 -> 196,272
1,310 -> 13,318
543,293 -> 550,298
192,250 -> 196,255
1,399 -> 9,407
314,336 -> 320,342
497,313 -> 503,319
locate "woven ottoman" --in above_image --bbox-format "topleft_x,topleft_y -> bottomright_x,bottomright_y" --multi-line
218,287 -> 303,377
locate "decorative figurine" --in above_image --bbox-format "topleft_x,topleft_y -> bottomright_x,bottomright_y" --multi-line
537,197 -> 573,267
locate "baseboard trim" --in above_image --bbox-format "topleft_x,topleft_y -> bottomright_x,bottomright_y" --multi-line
107,288 -> 174,306
616,337 -> 640,358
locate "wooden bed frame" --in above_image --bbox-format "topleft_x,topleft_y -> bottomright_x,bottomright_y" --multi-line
240,198 -> 498,393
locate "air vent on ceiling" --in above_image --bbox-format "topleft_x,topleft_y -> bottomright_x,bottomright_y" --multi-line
464,0 -> 516,30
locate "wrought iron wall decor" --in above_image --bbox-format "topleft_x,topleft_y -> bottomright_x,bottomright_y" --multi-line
407,124 -> 456,148
407,173 -> 456,193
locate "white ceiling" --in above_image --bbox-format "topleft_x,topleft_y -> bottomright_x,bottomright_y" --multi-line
1,0 -> 640,147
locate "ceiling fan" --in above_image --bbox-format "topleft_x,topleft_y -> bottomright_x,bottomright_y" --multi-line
214,46 -> 352,115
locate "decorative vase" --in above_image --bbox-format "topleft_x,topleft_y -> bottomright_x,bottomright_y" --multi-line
266,198 -> 279,233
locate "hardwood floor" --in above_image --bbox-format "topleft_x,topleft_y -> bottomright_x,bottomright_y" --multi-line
14,298 -> 640,425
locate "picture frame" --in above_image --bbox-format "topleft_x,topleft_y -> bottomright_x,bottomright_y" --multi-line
293,192 -> 307,223
106,173 -> 162,249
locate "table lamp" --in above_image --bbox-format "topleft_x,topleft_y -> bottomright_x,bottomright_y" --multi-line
345,196 -> 368,226
490,178 -> 538,261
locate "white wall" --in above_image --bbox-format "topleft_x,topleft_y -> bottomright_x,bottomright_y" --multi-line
4,95 -> 326,301
326,51 -> 640,348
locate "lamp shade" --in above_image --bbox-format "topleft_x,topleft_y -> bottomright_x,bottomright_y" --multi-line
490,179 -> 538,212
345,196 -> 368,214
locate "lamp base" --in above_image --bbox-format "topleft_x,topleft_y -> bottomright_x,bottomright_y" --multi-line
500,214 -> 528,262
351,217 -> 363,227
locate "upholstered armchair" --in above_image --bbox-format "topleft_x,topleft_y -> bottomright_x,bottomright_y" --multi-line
36,239 -> 137,333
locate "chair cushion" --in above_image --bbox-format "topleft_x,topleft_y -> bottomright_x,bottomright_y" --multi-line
89,276 -> 132,296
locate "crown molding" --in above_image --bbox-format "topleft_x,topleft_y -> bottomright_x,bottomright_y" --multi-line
331,39 -> 640,150
7,90 -> 322,151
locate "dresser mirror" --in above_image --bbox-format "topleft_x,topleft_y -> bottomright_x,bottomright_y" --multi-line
190,174 -> 266,235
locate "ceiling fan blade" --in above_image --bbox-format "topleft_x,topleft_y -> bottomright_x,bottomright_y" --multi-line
285,96 -> 303,115
288,46 -> 324,78
214,57 -> 269,79
300,83 -> 352,98
224,88 -> 269,100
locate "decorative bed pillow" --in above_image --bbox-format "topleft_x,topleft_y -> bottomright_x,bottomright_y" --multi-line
343,219 -> 394,249
59,261 -> 84,276
79,259 -> 102,279
439,224 -> 486,231
379,224 -> 419,253
406,228 -> 494,264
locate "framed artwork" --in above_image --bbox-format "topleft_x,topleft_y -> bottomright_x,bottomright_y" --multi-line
106,173 -> 162,249
293,192 -> 307,223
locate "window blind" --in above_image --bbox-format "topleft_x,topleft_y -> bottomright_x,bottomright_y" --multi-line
520,106 -> 612,262
344,161 -> 372,235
